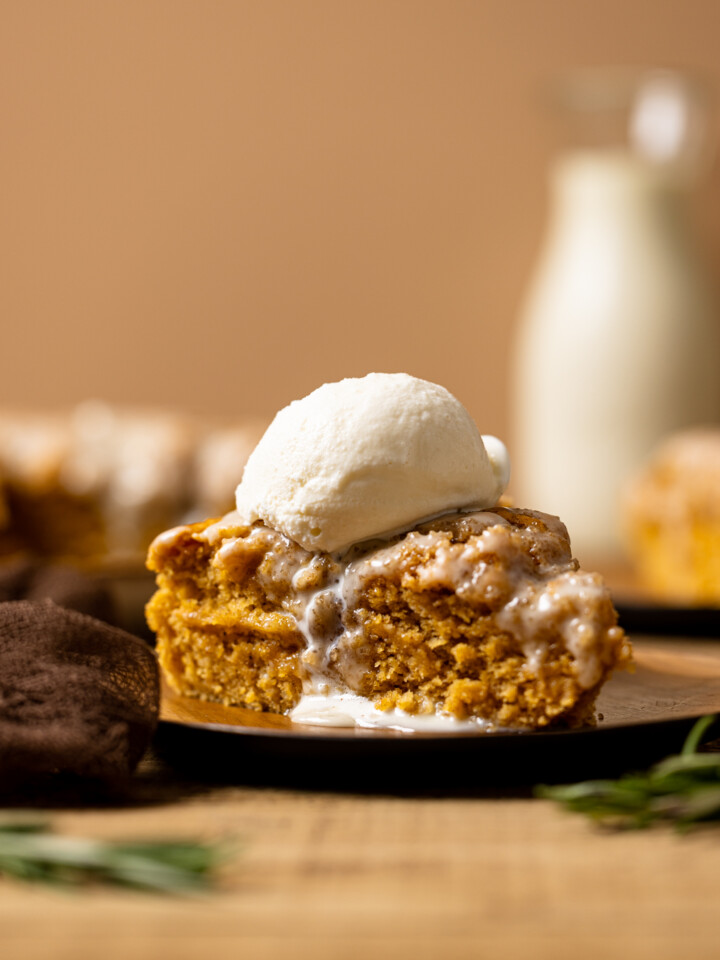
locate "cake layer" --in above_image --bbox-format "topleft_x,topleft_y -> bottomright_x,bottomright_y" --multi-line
146,507 -> 630,729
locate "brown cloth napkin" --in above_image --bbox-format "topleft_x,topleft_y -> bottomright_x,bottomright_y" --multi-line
0,600 -> 159,792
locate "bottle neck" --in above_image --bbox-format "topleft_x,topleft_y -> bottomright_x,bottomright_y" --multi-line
550,149 -> 689,222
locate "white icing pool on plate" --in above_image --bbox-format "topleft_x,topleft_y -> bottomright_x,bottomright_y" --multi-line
289,692 -> 493,733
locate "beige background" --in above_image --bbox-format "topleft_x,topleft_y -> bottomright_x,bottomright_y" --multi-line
2,0 -> 720,448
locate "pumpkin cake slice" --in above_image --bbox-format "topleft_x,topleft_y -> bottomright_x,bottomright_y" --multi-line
146,374 -> 630,731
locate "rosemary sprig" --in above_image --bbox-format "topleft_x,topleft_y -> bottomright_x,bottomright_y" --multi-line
537,715 -> 720,830
0,820 -> 233,893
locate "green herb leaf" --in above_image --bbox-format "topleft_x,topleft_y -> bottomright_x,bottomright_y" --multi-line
536,715 -> 720,830
0,821 -> 234,893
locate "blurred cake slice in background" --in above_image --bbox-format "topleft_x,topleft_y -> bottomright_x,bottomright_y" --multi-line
0,410 -> 96,558
623,428 -> 720,606
0,400 -> 266,566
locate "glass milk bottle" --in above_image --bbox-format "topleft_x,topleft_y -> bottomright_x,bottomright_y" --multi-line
513,70 -> 720,562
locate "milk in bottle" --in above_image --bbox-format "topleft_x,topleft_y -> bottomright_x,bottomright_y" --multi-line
513,70 -> 720,561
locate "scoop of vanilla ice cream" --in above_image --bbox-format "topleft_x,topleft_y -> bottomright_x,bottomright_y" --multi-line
235,373 -> 510,553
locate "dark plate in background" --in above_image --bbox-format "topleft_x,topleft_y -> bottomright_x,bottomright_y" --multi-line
615,599 -> 720,637
600,563 -> 720,638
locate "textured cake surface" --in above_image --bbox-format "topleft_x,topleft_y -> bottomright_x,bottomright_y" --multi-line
146,506 -> 630,729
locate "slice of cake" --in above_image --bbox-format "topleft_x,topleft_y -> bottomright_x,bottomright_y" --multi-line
0,402 -> 266,563
146,374 -> 631,731
623,428 -> 720,605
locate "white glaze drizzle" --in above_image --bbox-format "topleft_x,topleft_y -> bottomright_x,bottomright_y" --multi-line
195,508 -> 620,730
